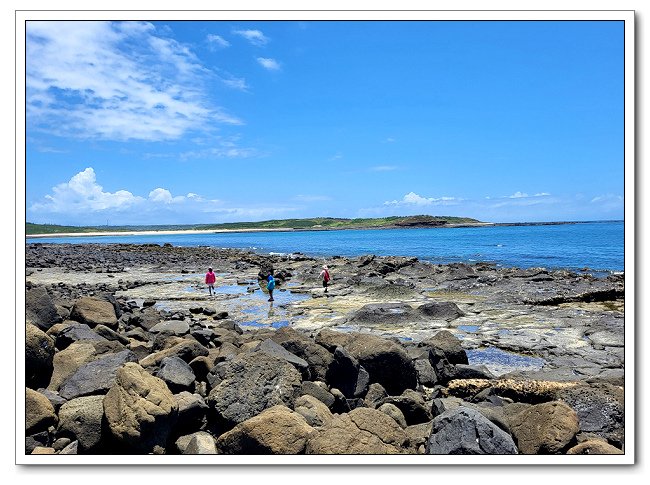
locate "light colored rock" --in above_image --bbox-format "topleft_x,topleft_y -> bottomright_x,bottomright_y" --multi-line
47,341 -> 97,391
26,324 -> 55,390
378,403 -> 408,429
216,405 -> 314,454
57,395 -> 105,452
567,440 -> 623,454
70,297 -> 118,329
104,362 -> 178,453
294,394 -> 333,427
26,388 -> 57,434
510,401 -> 580,454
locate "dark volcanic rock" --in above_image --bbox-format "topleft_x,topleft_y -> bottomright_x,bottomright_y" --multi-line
207,351 -> 303,430
55,323 -> 108,350
420,330 -> 468,365
417,301 -> 465,321
255,339 -> 310,379
426,407 -> 518,454
59,349 -> 138,400
270,327 -> 334,381
26,286 -> 62,331
156,356 -> 196,393
26,324 -> 55,390
347,302 -> 416,325
325,346 -> 370,399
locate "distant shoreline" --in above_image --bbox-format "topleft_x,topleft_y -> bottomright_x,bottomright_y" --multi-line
25,220 -> 621,239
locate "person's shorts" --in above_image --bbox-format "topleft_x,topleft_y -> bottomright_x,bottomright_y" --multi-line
322,280 -> 328,287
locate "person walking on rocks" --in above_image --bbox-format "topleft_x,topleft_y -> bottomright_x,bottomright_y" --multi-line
205,267 -> 216,296
266,273 -> 276,302
320,265 -> 331,293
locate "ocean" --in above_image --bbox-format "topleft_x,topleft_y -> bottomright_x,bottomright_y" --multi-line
26,221 -> 625,273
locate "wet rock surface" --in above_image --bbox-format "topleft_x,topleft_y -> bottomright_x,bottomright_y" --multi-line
23,243 -> 626,455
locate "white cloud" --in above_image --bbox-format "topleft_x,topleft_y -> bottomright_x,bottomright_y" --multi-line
30,167 -> 143,213
257,57 -> 281,71
370,165 -> 398,172
383,137 -> 396,143
26,21 -> 240,142
384,192 -> 460,206
206,34 -> 230,49
233,29 -> 269,46
535,192 -> 551,197
508,191 -> 529,198
28,167 -> 297,225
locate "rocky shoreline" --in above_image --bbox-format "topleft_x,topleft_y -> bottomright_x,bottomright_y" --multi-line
24,243 -> 625,456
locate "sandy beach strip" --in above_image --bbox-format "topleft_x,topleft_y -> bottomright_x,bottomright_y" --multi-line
25,227 -> 299,238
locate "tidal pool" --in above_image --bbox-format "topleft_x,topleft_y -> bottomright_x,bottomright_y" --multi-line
466,346 -> 545,376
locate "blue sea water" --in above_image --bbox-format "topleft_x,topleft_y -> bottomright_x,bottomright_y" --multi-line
26,221 -> 624,272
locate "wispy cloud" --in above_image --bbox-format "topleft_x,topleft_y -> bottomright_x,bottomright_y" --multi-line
370,165 -> 398,172
383,137 -> 396,143
26,21 -> 240,142
233,29 -> 269,46
28,167 -> 297,225
384,192 -> 460,206
257,57 -> 281,71
206,34 -> 230,49
329,153 -> 343,161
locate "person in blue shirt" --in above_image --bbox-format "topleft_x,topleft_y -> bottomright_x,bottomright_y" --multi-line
266,273 -> 275,302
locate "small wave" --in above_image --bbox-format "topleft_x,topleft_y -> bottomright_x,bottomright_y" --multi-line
269,252 -> 287,256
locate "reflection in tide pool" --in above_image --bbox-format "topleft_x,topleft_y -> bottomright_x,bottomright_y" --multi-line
466,346 -> 545,376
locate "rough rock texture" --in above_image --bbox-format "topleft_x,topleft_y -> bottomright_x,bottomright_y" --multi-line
379,389 -> 432,426
69,297 -> 118,329
417,301 -> 465,321
378,403 -> 408,429
509,401 -> 580,454
347,302 -> 416,325
104,362 -> 178,453
255,339 -> 310,378
426,407 -> 518,455
59,349 -> 138,400
57,395 -> 105,452
139,340 -> 209,368
216,405 -> 315,454
445,378 -> 578,402
26,286 -> 61,331
47,341 -> 97,392
54,323 -> 108,350
156,356 -> 196,394
305,407 -> 409,454
294,394 -> 334,428
420,330 -> 468,365
566,440 -> 624,455
270,327 -> 334,381
326,346 -> 370,399
208,351 -> 303,430
176,431 -> 216,454
26,388 -> 58,435
185,433 -> 217,454
26,324 -> 55,390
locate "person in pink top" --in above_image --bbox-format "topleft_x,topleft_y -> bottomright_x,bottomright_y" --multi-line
205,267 -> 216,295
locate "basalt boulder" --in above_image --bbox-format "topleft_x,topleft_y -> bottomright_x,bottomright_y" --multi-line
26,286 -> 62,331
207,351 -> 303,430
69,296 -> 118,329
509,401 -> 580,454
216,405 -> 315,454
57,395 -> 106,453
104,362 -> 178,453
270,327 -> 334,381
26,324 -> 55,390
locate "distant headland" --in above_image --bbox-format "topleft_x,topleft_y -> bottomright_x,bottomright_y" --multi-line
25,215 -> 621,238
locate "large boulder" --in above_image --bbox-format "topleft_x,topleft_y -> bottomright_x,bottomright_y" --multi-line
69,297 -> 118,329
156,356 -> 196,394
173,392 -> 209,435
417,301 -> 465,321
420,330 -> 468,365
216,405 -> 315,454
305,407 -> 408,454
57,395 -> 105,452
26,286 -> 61,331
104,362 -> 178,453
26,324 -> 55,390
343,333 -> 417,395
149,320 -> 190,336
555,383 -> 624,445
378,389 -> 432,426
325,346 -> 370,399
347,302 -> 416,325
426,407 -> 518,454
509,401 -> 580,454
55,323 -> 107,350
294,395 -> 334,428
47,341 -> 97,392
208,352 -> 303,430
26,388 -> 57,435
255,339 -> 310,378
59,349 -> 138,400
270,327 -> 334,381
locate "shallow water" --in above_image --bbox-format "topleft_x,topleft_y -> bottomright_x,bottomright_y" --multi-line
466,346 -> 545,376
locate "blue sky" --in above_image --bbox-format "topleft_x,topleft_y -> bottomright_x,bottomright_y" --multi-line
25,20 -> 625,225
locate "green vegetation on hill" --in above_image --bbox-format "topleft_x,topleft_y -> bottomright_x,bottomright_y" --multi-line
26,215 -> 482,235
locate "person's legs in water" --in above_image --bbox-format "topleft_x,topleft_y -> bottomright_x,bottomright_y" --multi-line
268,288 -> 274,302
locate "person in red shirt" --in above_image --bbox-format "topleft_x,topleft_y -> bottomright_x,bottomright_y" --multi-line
205,267 -> 216,295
